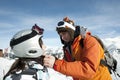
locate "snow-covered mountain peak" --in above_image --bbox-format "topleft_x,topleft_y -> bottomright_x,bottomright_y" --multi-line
102,36 -> 120,49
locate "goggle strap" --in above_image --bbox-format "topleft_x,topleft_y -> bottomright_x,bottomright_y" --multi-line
10,30 -> 37,47
57,21 -> 75,30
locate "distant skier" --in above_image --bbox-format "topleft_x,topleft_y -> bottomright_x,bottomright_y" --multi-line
3,24 -> 73,80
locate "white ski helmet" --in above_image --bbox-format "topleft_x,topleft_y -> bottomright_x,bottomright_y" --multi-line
10,24 -> 44,58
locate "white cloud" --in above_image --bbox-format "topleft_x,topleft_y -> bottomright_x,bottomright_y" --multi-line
0,1 -> 120,49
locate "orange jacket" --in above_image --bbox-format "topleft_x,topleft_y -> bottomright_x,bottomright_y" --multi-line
53,34 -> 112,80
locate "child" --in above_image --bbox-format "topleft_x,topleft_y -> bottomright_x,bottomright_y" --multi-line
3,24 -> 73,80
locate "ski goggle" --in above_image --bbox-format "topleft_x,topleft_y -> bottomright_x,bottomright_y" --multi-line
32,24 -> 44,35
10,24 -> 44,47
57,21 -> 75,30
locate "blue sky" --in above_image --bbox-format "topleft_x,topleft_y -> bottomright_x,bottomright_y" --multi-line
0,0 -> 120,49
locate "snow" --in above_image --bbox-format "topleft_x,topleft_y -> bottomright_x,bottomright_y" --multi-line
111,51 -> 120,80
0,55 -> 120,80
0,53 -> 120,80
0,58 -> 15,80
0,58 -> 73,80
0,37 -> 120,80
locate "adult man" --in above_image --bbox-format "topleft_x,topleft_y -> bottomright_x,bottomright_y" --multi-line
44,17 -> 112,80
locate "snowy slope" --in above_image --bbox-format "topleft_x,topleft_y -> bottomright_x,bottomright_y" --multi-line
1,53 -> 120,80
102,37 -> 120,80
110,50 -> 120,80
0,37 -> 120,80
0,58 -> 73,80
0,58 -> 15,80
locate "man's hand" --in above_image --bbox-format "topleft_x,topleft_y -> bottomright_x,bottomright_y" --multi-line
43,55 -> 56,68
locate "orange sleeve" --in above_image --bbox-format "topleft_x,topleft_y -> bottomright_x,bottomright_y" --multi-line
53,36 -> 102,79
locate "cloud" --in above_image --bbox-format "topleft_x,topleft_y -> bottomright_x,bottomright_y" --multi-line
0,1 -> 120,49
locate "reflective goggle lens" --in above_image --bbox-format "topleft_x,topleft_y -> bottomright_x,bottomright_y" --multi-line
57,21 -> 64,26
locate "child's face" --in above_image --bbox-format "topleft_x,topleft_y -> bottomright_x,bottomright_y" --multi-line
39,37 -> 46,54
42,44 -> 46,51
42,44 -> 47,55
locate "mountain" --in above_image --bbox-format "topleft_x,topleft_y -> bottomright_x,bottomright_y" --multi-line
102,36 -> 120,48
102,37 -> 120,80
0,36 -> 120,80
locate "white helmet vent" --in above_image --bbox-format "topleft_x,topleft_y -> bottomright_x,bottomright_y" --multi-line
28,50 -> 37,54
